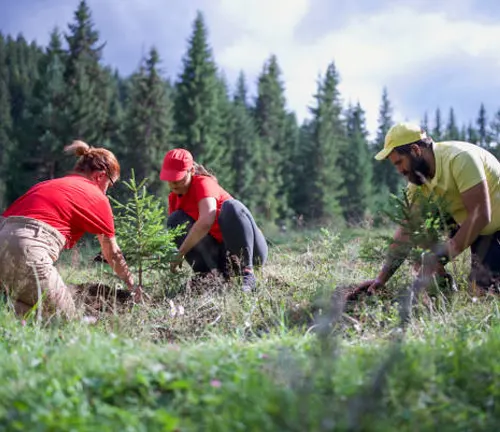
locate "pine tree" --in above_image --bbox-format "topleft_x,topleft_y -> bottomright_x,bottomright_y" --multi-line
0,33 -> 13,207
305,62 -> 346,222
477,103 -> 489,148
253,55 -> 288,222
372,87 -> 398,195
290,120 -> 314,220
63,0 -> 107,148
120,47 -> 174,197
421,111 -> 429,131
467,121 -> 479,145
102,68 -> 125,150
490,108 -> 500,147
227,72 -> 259,211
445,107 -> 460,140
432,107 -> 442,141
459,124 -> 468,142
7,28 -> 67,203
173,11 -> 225,173
282,111 -> 301,222
5,34 -> 42,127
339,102 -> 372,223
212,72 -> 233,188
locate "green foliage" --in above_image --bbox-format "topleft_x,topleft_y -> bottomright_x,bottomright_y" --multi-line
253,55 -> 289,222
6,29 -> 67,203
362,187 -> 456,266
119,47 -> 173,198
339,102 -> 372,223
477,102 -> 490,148
445,107 -> 460,140
173,11 -> 226,170
0,0 -> 496,229
109,170 -> 185,287
227,71 -> 260,212
62,0 -> 107,148
301,61 -> 346,223
433,107 -> 443,141
372,87 -> 399,196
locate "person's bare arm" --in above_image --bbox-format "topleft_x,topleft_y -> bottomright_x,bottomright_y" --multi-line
375,225 -> 411,285
98,235 -> 134,290
446,180 -> 491,258
177,197 -> 217,257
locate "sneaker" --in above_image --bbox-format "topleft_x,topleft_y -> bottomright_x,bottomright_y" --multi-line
242,271 -> 256,292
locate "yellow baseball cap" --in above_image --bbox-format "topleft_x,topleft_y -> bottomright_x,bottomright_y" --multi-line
374,122 -> 427,160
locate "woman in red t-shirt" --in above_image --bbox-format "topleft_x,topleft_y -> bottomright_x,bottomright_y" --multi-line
160,148 -> 268,292
0,140 -> 141,320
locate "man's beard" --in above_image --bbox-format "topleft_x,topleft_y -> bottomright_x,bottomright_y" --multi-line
404,156 -> 432,185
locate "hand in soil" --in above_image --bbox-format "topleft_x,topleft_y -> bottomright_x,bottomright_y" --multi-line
130,285 -> 145,303
348,279 -> 383,300
170,253 -> 184,274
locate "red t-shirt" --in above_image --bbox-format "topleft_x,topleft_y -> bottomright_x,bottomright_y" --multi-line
168,175 -> 232,242
3,174 -> 115,249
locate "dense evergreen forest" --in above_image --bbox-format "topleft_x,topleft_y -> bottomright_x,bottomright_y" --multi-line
1,0 -> 500,228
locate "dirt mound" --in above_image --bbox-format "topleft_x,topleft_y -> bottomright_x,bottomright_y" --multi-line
71,282 -> 133,315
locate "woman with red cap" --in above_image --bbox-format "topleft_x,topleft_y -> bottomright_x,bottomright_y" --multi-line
0,140 -> 141,319
160,148 -> 268,292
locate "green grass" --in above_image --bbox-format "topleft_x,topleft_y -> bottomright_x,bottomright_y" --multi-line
1,226 -> 500,431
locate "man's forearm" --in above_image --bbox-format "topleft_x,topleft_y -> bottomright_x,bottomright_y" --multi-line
448,214 -> 489,259
377,227 -> 411,284
378,243 -> 410,283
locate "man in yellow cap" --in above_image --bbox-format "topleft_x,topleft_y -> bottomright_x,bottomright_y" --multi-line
360,121 -> 500,294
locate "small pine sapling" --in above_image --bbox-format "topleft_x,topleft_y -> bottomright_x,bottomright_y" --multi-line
109,170 -> 186,288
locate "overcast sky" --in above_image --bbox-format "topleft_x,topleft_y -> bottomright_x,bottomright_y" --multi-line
2,0 -> 500,137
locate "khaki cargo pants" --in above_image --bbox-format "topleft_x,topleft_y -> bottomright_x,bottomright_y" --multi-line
0,216 -> 76,319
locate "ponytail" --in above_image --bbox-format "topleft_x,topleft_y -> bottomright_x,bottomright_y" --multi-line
64,140 -> 120,180
193,162 -> 217,181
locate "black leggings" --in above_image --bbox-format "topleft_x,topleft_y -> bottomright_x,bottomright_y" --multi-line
167,199 -> 268,274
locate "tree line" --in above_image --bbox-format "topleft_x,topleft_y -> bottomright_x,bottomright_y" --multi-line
1,0 -> 500,229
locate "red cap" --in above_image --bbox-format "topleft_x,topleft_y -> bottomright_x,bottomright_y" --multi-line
160,149 -> 194,181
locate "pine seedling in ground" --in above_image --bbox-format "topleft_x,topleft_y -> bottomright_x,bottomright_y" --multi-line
110,169 -> 186,289
360,187 -> 457,296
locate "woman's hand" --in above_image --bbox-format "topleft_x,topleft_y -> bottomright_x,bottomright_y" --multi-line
170,252 -> 184,273
130,284 -> 145,302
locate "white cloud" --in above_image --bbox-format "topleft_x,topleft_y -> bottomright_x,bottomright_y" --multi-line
213,2 -> 500,136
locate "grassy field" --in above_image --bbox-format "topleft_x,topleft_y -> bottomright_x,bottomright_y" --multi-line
1,225 -> 500,431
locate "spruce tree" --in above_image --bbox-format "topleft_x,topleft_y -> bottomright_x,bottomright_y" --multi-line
467,121 -> 479,145
5,34 -> 41,127
282,111 -> 301,222
102,68 -> 125,150
432,107 -> 442,141
421,111 -> 429,131
120,47 -> 174,197
253,55 -> 288,222
63,0 -> 107,148
445,107 -> 460,140
212,72 -> 233,188
459,124 -> 468,142
0,33 -> 13,207
228,72 -> 259,211
305,62 -> 346,222
339,102 -> 372,223
7,28 -> 67,203
372,87 -> 398,195
477,103 -> 489,148
173,11 -> 225,172
490,108 -> 500,147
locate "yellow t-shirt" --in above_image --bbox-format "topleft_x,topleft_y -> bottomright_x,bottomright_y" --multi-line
408,141 -> 500,235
